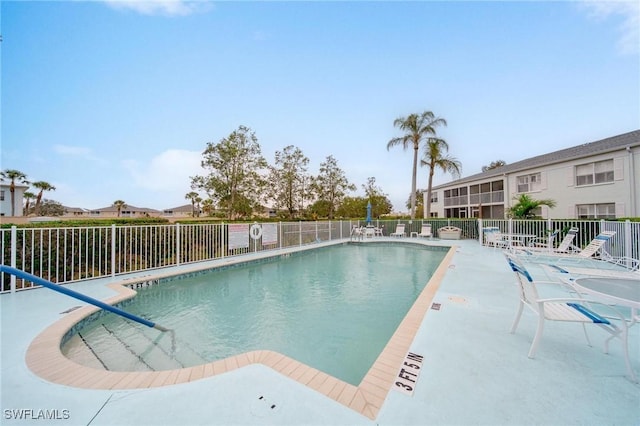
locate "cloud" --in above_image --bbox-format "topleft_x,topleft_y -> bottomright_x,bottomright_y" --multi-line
578,0 -> 640,55
122,149 -> 202,194
102,0 -> 211,17
53,144 -> 107,164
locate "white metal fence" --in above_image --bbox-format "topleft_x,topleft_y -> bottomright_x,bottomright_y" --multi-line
1,219 -> 638,293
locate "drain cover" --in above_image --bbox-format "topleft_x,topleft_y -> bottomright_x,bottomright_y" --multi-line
250,395 -> 281,417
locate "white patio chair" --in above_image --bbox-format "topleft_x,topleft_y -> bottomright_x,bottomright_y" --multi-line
350,225 -> 364,241
504,254 -> 635,381
485,230 -> 508,249
418,224 -> 432,238
374,225 -> 384,236
390,223 -> 406,237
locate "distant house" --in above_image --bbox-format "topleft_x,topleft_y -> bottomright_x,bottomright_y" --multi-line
0,178 -> 29,217
162,204 -> 199,218
63,206 -> 91,217
425,130 -> 640,219
88,205 -> 161,218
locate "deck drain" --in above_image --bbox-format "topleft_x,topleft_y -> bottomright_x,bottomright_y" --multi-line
431,303 -> 442,310
250,395 -> 281,417
60,306 -> 82,314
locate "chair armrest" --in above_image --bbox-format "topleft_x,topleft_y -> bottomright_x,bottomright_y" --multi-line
605,256 -> 639,271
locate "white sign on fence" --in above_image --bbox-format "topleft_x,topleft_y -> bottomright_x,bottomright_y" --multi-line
262,223 -> 278,246
228,224 -> 249,250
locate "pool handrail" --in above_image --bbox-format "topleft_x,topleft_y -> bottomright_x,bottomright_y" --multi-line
0,265 -> 169,332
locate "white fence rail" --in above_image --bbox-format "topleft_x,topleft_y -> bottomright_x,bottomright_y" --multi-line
1,219 -> 638,293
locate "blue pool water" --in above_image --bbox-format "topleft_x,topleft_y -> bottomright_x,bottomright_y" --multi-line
62,243 -> 447,385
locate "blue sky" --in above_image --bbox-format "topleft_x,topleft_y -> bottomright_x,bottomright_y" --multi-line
2,0 -> 639,212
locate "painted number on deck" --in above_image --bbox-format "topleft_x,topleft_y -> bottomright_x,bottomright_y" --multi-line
393,352 -> 424,396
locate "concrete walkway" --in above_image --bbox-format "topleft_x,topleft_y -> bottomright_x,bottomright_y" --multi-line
1,239 -> 638,425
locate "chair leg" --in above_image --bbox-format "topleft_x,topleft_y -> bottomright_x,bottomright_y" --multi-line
528,315 -> 545,358
510,301 -> 524,334
618,327 -> 637,383
580,324 -> 592,348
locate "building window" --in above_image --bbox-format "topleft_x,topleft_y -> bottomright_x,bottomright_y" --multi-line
576,203 -> 615,219
443,187 -> 468,207
430,192 -> 438,203
0,190 -> 4,201
576,160 -> 614,186
516,173 -> 541,193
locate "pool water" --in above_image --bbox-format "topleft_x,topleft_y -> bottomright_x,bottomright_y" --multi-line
62,243 -> 446,385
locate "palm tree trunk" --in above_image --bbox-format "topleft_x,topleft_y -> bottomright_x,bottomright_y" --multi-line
426,168 -> 435,218
410,146 -> 418,220
35,192 -> 43,216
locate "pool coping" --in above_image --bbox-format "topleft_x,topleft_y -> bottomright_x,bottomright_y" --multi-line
24,239 -> 456,421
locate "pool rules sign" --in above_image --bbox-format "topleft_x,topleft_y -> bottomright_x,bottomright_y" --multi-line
393,352 -> 424,396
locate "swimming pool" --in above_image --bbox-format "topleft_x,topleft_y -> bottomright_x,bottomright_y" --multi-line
62,242 -> 447,385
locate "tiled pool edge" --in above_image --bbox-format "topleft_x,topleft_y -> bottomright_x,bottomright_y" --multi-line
25,242 -> 457,421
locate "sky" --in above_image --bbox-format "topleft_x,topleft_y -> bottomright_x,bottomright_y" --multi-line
2,0 -> 639,213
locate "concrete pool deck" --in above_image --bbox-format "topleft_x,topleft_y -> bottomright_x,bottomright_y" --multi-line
1,239 -> 639,425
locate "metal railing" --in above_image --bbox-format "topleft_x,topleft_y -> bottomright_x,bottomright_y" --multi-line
2,219 -> 638,293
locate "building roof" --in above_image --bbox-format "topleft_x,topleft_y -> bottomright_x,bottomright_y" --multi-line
63,206 -> 90,213
90,205 -> 161,213
163,204 -> 195,213
433,129 -> 640,189
0,178 -> 30,189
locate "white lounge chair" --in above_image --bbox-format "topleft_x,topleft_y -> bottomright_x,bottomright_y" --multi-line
518,230 -> 615,264
524,227 -> 579,255
526,229 -> 560,251
390,223 -> 405,237
418,224 -> 432,238
504,254 -> 634,380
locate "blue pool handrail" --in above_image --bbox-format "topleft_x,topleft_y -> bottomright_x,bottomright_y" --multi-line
0,265 -> 169,332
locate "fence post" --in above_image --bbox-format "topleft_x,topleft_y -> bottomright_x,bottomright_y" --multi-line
477,218 -> 483,245
176,223 -> 181,266
279,222 -> 282,249
10,226 -> 17,293
624,220 -> 632,260
299,221 -> 302,246
315,221 -> 318,241
111,224 -> 116,278
221,222 -> 226,259
328,220 -> 331,241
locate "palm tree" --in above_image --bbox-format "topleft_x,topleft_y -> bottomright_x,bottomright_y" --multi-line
482,160 -> 507,172
23,191 -> 36,215
421,137 -> 462,217
508,194 -> 556,219
387,111 -> 447,219
0,169 -> 29,216
32,181 -> 56,216
185,191 -> 200,217
112,200 -> 127,217
201,198 -> 214,216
